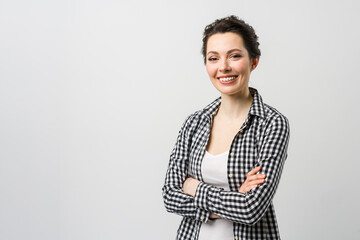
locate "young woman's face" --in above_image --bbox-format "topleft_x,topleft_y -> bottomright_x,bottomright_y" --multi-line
206,32 -> 258,96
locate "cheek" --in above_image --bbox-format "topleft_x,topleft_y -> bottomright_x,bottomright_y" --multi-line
234,60 -> 251,73
206,64 -> 217,77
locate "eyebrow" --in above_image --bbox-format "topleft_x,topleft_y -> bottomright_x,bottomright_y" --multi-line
207,49 -> 243,56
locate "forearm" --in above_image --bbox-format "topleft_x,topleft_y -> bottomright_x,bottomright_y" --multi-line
162,158 -> 211,222
193,150 -> 286,225
162,184 -> 210,222
194,182 -> 271,225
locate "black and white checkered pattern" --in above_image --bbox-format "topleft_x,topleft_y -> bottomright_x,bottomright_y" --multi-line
162,88 -> 290,240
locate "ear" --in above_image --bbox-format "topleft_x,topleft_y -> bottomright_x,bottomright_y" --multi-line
250,58 -> 259,71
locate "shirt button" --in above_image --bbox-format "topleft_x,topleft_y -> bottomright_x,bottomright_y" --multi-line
229,174 -> 233,178
200,216 -> 205,221
230,152 -> 235,157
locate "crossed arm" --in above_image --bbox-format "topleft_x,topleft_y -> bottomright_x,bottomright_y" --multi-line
162,114 -> 289,224
182,166 -> 265,219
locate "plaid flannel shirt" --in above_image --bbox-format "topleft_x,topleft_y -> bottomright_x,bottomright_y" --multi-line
162,87 -> 290,240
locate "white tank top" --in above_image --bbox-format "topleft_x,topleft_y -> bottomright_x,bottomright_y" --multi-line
198,150 -> 234,240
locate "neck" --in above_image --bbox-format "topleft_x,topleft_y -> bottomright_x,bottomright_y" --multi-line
217,88 -> 253,119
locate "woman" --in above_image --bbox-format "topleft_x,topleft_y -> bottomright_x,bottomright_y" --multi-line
162,16 -> 290,240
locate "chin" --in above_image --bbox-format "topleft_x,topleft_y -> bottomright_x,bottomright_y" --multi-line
217,86 -> 248,96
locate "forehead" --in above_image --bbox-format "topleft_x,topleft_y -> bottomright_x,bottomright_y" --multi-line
207,32 -> 246,53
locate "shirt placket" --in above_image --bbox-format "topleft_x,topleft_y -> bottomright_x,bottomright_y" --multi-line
227,114 -> 253,191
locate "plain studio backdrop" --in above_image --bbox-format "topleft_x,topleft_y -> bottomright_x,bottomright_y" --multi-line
1,0 -> 359,239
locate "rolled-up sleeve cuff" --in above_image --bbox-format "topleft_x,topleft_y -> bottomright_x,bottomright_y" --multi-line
194,182 -> 222,211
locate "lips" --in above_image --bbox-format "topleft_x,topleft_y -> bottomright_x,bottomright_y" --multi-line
218,75 -> 238,84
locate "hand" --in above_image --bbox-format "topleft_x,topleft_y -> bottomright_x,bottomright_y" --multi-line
182,177 -> 200,197
238,166 -> 266,194
210,212 -> 221,219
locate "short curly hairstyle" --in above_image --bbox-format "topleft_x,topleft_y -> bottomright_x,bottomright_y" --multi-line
201,15 -> 261,64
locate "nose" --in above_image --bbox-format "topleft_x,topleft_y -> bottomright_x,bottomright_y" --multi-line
219,59 -> 231,73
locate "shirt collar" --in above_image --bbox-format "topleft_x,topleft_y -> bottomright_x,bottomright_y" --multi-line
201,87 -> 266,120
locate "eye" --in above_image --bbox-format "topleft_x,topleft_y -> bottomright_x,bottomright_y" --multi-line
230,54 -> 242,59
207,57 -> 218,61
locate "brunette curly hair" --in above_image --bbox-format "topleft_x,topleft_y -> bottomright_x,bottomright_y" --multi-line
201,15 -> 261,63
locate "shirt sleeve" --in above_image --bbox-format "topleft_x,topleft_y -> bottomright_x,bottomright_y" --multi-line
193,115 -> 290,225
162,113 -> 211,223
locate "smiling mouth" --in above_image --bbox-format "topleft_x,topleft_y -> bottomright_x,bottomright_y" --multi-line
218,76 -> 238,83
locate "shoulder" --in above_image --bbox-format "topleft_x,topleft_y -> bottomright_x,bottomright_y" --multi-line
176,110 -> 204,141
264,103 -> 289,124
262,103 -> 290,135
250,87 -> 288,129
181,110 -> 203,128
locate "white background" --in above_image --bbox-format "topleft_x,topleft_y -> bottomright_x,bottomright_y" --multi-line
1,0 -> 360,239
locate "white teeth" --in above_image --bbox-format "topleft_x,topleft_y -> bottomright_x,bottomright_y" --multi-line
219,76 -> 236,82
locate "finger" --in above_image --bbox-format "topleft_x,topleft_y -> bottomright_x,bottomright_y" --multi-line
253,179 -> 265,185
243,179 -> 265,190
247,166 -> 262,177
246,185 -> 258,192
247,174 -> 266,181
247,177 -> 265,185
240,174 -> 265,190
243,185 -> 255,193
242,176 -> 264,189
